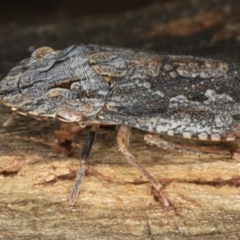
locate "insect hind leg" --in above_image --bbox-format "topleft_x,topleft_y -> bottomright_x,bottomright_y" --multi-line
117,125 -> 170,208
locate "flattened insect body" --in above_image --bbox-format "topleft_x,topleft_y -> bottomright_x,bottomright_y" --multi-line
1,44 -> 240,207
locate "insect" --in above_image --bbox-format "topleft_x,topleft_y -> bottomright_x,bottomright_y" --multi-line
1,44 -> 240,207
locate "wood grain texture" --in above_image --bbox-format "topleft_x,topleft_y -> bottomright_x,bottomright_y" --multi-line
1,0 -> 240,239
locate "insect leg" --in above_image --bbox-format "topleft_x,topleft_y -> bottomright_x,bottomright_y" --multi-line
117,125 -> 170,207
69,124 -> 99,205
144,134 -> 232,158
2,112 -> 17,127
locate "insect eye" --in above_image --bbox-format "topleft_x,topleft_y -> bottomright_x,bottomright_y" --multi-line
31,46 -> 54,58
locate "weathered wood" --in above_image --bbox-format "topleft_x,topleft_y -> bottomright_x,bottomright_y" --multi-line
1,0 -> 240,239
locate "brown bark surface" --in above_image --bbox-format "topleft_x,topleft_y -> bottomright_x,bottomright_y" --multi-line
1,0 -> 240,239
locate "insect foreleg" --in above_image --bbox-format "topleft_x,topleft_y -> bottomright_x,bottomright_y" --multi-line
2,112 -> 17,127
117,125 -> 170,208
69,124 -> 99,205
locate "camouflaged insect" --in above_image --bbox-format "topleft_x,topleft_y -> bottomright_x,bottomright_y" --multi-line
1,44 -> 240,207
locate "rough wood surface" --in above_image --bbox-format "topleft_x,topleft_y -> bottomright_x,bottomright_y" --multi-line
1,0 -> 240,239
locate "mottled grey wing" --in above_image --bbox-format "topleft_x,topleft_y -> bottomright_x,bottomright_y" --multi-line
103,55 -> 240,141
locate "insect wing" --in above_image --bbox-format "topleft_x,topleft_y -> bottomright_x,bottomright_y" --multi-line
101,54 -> 240,141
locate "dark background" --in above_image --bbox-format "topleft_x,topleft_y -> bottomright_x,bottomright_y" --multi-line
0,0 -> 156,20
